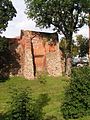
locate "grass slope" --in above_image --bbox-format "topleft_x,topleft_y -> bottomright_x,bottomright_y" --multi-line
0,76 -> 90,120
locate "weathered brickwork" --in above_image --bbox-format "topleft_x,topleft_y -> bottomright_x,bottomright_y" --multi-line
46,45 -> 62,76
8,30 -> 63,79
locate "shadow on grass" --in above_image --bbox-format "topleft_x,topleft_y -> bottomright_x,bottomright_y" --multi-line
0,77 -> 10,83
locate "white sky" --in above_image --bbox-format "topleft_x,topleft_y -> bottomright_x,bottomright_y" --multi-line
2,0 -> 89,39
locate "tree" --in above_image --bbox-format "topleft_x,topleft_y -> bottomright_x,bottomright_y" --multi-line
76,35 -> 89,57
0,36 -> 8,52
59,37 -> 78,73
60,35 -> 89,57
60,35 -> 89,72
25,0 -> 90,76
88,10 -> 90,66
0,36 -> 9,80
0,0 -> 17,33
0,0 -> 16,80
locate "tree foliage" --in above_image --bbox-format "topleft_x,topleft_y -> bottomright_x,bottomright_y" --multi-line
0,0 -> 16,78
59,37 -> 78,57
0,37 -> 9,80
60,35 -> 89,57
0,0 -> 17,33
76,35 -> 89,57
0,36 -> 8,52
25,0 -> 90,42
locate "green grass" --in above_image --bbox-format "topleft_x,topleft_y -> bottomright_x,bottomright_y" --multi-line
0,75 -> 90,120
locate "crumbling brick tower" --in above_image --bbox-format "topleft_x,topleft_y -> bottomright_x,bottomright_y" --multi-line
8,30 -> 63,79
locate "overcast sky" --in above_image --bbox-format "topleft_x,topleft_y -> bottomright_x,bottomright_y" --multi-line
2,0 -> 89,38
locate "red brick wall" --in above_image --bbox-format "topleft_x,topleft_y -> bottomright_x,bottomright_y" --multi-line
7,30 -> 62,79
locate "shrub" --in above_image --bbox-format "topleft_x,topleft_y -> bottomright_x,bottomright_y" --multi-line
61,67 -> 90,119
6,88 -> 49,120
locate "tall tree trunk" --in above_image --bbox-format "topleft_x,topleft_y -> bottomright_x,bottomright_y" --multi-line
89,25 -> 90,66
66,53 -> 72,76
65,36 -> 72,76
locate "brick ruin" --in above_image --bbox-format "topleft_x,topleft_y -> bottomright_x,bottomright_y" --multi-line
7,30 -> 63,79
